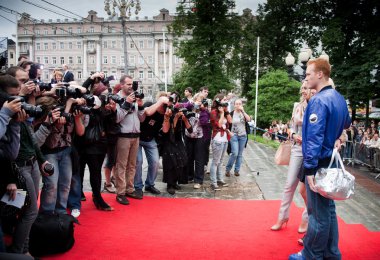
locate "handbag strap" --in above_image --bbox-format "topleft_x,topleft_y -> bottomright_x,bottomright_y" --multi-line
327,148 -> 346,172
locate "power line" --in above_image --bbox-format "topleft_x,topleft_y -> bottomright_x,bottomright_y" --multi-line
21,0 -> 76,20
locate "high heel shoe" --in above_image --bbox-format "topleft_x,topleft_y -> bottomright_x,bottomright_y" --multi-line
298,220 -> 308,234
93,196 -> 114,211
270,218 -> 289,231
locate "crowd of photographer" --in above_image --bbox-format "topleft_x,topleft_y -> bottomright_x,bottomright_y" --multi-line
0,56 -> 251,257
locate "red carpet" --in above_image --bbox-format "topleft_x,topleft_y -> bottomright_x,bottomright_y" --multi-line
45,193 -> 380,260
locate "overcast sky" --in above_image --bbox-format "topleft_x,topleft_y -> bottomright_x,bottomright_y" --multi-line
0,0 -> 266,41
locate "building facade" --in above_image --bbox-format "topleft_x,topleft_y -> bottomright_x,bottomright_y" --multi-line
17,9 -> 185,100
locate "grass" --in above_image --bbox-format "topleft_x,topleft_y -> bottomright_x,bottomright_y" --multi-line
248,134 -> 280,149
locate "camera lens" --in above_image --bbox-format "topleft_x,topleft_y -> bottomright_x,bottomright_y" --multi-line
43,163 -> 54,176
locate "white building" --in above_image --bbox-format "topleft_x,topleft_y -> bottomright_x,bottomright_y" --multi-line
17,9 -> 185,100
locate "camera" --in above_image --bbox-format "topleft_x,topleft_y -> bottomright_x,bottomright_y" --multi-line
215,98 -> 228,108
7,96 -> 43,118
82,94 -> 95,107
48,106 -> 72,121
132,81 -> 144,100
72,105 -> 93,115
201,98 -> 208,107
168,93 -> 178,104
179,108 -> 196,119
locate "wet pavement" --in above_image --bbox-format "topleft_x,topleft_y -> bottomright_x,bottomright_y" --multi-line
82,140 -> 380,231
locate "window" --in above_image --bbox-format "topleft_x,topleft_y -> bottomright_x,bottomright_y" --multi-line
60,42 -> 64,49
148,40 -> 153,48
103,56 -> 108,64
148,71 -> 153,79
111,56 -> 116,64
121,56 -> 124,65
36,30 -> 40,35
10,52 -> 13,59
89,41 -> 95,49
44,29 -> 48,35
52,57 -> 57,64
128,70 -> 135,78
52,43 -> 56,50
129,42 -> 134,48
77,56 -> 82,64
69,42 -> 72,49
103,41 -> 107,48
44,43 -> 48,50
77,27 -> 82,33
148,56 -> 153,64
69,57 -> 73,64
44,56 -> 48,64
44,72 -> 49,81
36,43 -> 41,50
138,56 -> 144,65
111,41 -> 116,48
23,29 -> 27,35
139,40 -> 144,49
139,71 -> 144,79
77,71 -> 82,79
60,57 -> 65,64
90,56 -> 95,64
22,44 -> 27,51
161,70 -> 165,79
89,27 -> 94,33
139,26 -> 144,32
103,71 -> 108,77
60,28 -> 65,34
77,41 -> 81,49
36,57 -> 41,64
68,27 -> 72,34
129,55 -> 135,65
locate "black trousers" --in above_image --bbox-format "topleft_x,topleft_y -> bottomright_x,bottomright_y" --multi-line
185,136 -> 206,184
79,153 -> 106,199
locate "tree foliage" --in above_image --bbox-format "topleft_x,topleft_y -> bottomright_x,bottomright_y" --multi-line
170,0 -> 241,97
247,70 -> 300,128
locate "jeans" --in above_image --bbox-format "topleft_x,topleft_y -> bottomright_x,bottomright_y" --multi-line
68,146 -> 81,210
302,173 -> 341,260
134,139 -> 160,190
226,135 -> 247,173
210,140 -> 228,186
10,161 -> 40,253
40,146 -> 72,214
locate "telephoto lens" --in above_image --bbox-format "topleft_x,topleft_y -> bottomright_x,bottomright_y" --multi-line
43,163 -> 54,176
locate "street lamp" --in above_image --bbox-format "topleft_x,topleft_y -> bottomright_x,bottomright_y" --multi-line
104,0 -> 141,75
285,49 -> 312,81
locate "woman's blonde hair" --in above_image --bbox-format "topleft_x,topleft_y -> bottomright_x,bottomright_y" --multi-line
193,93 -> 205,102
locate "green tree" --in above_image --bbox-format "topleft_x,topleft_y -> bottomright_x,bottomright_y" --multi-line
170,0 -> 241,97
247,70 -> 300,128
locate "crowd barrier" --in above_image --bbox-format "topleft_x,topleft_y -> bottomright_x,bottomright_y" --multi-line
341,140 -> 380,177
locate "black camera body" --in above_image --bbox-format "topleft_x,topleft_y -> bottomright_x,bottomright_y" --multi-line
201,98 -> 208,107
49,106 -> 72,121
215,98 -> 228,108
72,105 -> 92,115
8,96 -> 43,118
179,108 -> 196,119
132,81 -> 144,100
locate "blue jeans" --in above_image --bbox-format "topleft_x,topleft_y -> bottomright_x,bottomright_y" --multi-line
134,139 -> 159,190
40,147 -> 72,214
302,174 -> 341,260
226,135 -> 247,173
210,140 -> 228,186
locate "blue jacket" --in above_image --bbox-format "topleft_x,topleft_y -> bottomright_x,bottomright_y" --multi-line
302,86 -> 351,175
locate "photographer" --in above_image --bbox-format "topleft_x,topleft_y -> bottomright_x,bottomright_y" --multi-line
133,94 -> 170,197
184,93 -> 208,189
0,75 -> 24,253
161,92 -> 192,195
38,90 -> 85,215
114,75 -> 146,205
209,94 -> 232,191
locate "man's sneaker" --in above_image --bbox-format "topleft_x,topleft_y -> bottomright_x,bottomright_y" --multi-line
204,166 -> 210,174
71,209 -> 80,218
289,252 -> 306,260
126,191 -> 143,200
210,184 -> 221,191
217,180 -> 229,187
135,189 -> 143,199
116,195 -> 130,205
145,186 -> 161,194
194,183 -> 201,189
103,182 -> 116,193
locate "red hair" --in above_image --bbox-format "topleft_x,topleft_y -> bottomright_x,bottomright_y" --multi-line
307,58 -> 331,79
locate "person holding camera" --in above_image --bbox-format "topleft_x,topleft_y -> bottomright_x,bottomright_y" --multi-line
133,94 -> 169,197
161,92 -> 192,195
225,99 -> 251,177
114,75 -> 146,205
62,64 -> 74,83
38,90 -> 85,215
183,93 -> 208,189
209,94 -> 232,191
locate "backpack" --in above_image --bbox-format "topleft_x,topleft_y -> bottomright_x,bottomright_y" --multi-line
29,213 -> 78,256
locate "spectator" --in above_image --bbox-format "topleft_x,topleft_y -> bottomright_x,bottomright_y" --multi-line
51,70 -> 63,84
181,87 -> 193,103
62,64 -> 74,82
369,133 -> 380,148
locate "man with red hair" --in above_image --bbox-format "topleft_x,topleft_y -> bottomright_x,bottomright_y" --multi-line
289,58 -> 351,260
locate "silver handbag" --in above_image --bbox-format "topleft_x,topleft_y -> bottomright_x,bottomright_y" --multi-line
315,148 -> 355,200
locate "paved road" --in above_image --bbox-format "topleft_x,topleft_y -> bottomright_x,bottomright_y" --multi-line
82,140 -> 380,231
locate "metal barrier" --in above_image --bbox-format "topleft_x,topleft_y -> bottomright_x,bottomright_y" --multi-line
347,141 -> 380,177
